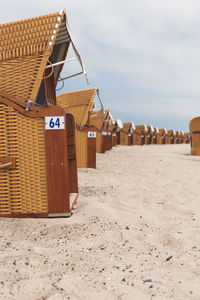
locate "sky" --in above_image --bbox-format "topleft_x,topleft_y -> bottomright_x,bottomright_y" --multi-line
2,0 -> 200,131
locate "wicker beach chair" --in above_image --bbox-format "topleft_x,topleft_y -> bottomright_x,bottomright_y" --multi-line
120,122 -> 135,146
0,10 -> 87,217
108,121 -> 116,147
144,125 -> 154,145
134,125 -> 146,145
88,110 -> 109,154
114,120 -> 123,145
152,127 -> 159,144
179,131 -> 184,144
183,132 -> 190,144
174,131 -> 179,144
165,130 -> 174,144
157,128 -> 167,144
190,117 -> 200,155
101,110 -> 114,151
107,114 -> 116,148
0,93 -> 75,217
57,88 -> 98,168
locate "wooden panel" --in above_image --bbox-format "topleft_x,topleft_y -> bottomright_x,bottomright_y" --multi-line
120,132 -> 127,145
96,132 -> 106,154
66,114 -> 78,193
112,134 -> 117,147
128,134 -> 133,146
45,126 -> 70,214
132,133 -> 137,145
105,134 -> 111,151
96,132 -> 102,153
101,134 -> 107,153
76,130 -> 87,168
116,132 -> 120,144
0,157 -> 16,170
87,136 -> 96,168
145,135 -> 151,145
108,134 -> 113,150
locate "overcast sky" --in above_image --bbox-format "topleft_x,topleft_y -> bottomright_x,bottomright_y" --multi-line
2,0 -> 200,131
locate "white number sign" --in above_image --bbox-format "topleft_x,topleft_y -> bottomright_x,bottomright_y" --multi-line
88,132 -> 96,138
45,116 -> 65,130
102,131 -> 107,136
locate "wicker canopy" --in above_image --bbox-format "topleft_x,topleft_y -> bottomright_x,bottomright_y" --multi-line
121,122 -> 135,133
88,110 -> 109,130
101,110 -> 113,130
158,128 -> 167,135
0,10 -> 86,105
57,88 -> 97,126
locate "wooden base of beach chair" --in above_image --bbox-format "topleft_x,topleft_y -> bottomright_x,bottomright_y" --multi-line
145,135 -> 151,145
76,129 -> 96,168
139,135 -> 145,145
116,132 -> 120,145
106,132 -> 113,150
152,135 -> 157,144
66,114 -> 78,193
112,133 -> 117,147
0,93 -> 78,218
120,132 -> 132,146
96,131 -> 107,153
183,134 -> 190,144
165,136 -> 170,144
157,136 -> 165,144
190,117 -> 200,155
179,137 -> 183,144
175,138 -> 179,144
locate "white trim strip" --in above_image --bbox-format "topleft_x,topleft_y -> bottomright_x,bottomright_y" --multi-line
48,213 -> 71,217
45,57 -> 78,69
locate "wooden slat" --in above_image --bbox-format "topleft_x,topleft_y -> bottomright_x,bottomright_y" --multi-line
87,136 -> 96,168
0,157 -> 16,169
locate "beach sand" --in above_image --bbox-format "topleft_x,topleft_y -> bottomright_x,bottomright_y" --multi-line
0,144 -> 200,300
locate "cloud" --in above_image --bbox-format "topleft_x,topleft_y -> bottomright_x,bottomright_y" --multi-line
1,0 -> 200,130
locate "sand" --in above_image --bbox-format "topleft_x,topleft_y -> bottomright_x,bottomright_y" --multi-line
0,144 -> 200,300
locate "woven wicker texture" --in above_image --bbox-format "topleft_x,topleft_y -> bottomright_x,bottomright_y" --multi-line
88,111 -> 106,130
107,123 -> 115,131
121,122 -> 132,133
0,103 -> 48,215
0,11 -> 65,103
57,89 -> 97,126
135,125 -> 145,130
167,130 -> 173,136
101,110 -> 111,130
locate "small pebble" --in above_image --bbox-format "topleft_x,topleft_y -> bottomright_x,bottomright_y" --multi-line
143,279 -> 152,283
166,256 -> 172,262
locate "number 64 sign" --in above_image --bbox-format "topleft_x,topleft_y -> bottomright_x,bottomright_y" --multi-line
45,116 -> 65,130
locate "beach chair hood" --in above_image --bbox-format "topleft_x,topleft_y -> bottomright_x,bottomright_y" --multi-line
0,10 -> 88,105
57,88 -> 97,127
